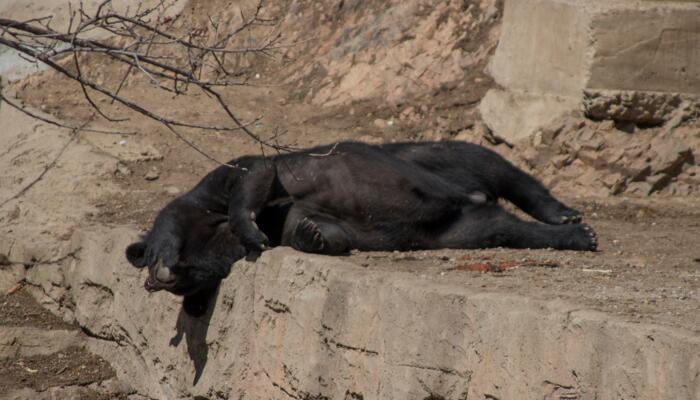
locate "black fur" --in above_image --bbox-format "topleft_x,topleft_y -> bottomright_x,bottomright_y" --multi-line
126,141 -> 597,316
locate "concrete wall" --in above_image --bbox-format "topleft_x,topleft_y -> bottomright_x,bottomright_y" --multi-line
588,6 -> 700,94
481,0 -> 700,141
488,0 -> 589,97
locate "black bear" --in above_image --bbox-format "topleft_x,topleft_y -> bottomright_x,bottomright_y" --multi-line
126,141 -> 597,316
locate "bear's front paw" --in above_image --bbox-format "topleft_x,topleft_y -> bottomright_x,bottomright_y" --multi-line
241,227 -> 270,252
540,204 -> 582,225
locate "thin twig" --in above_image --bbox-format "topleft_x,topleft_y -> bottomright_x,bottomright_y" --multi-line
310,142 -> 340,157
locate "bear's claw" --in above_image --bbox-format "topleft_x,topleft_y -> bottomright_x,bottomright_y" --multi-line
560,213 -> 582,224
580,224 -> 598,251
293,217 -> 326,252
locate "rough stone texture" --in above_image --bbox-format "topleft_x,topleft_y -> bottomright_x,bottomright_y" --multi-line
584,90 -> 699,127
24,227 -> 700,400
481,0 -> 700,141
518,115 -> 700,197
0,264 -> 24,293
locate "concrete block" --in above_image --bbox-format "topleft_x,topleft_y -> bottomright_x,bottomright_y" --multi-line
588,6 -> 700,94
481,0 -> 700,141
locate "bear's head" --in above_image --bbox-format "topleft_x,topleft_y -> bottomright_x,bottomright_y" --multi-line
125,198 -> 246,312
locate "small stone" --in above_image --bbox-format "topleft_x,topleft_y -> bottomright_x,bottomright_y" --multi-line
551,155 -> 572,169
532,130 -> 544,147
164,186 -> 180,195
115,162 -> 132,176
144,169 -> 160,181
599,120 -> 615,131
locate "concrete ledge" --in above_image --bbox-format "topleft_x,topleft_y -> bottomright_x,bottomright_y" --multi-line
24,227 -> 700,399
248,250 -> 700,400
481,0 -> 700,140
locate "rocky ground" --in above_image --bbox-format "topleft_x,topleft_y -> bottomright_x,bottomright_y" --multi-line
0,288 -> 122,399
0,0 -> 699,398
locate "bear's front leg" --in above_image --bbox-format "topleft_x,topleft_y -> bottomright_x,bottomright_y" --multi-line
227,158 -> 278,254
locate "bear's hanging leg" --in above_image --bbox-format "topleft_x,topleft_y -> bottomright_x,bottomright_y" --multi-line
182,289 -> 214,318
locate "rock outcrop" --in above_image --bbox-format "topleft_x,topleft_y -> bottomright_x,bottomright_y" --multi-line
519,116 -> 700,197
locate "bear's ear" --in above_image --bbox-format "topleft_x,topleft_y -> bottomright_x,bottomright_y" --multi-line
126,242 -> 148,268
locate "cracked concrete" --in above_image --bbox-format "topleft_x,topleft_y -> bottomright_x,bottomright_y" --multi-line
17,227 -> 699,399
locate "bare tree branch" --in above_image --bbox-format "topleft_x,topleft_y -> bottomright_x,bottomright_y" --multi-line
0,0 -> 299,166
0,92 -> 136,135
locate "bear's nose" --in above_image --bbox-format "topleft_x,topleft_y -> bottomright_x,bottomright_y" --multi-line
156,265 -> 176,283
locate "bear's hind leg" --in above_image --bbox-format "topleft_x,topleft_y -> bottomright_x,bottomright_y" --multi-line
439,204 -> 597,251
